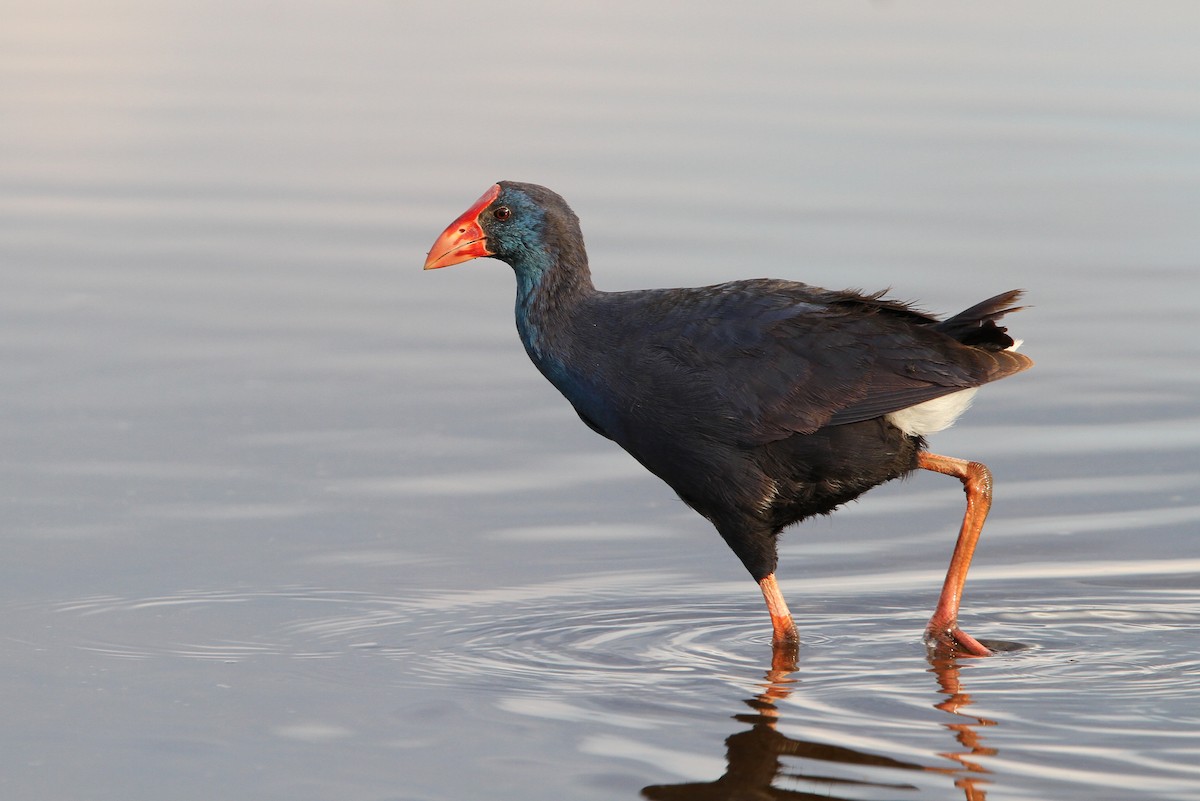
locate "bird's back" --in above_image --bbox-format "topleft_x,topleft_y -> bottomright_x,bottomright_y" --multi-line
553,280 -> 1028,445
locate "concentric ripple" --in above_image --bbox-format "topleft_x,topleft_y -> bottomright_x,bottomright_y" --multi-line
290,574 -> 815,691
32,568 -> 1200,708
34,575 -> 827,691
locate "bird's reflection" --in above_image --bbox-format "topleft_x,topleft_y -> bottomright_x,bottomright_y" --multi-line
641,644 -> 995,800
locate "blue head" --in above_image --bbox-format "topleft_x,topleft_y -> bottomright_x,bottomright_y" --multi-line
423,181 -> 585,289
424,181 -> 595,362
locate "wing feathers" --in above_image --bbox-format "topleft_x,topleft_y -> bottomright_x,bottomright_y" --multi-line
588,282 -> 1032,446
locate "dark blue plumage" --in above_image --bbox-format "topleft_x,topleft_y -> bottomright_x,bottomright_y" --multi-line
424,181 -> 1032,656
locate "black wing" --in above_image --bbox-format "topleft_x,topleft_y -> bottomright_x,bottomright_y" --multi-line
613,281 -> 1031,445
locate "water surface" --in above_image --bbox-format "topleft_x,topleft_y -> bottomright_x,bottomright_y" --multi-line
2,2 -> 1198,799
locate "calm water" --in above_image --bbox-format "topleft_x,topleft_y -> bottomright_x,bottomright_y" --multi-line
3,2 -> 1199,799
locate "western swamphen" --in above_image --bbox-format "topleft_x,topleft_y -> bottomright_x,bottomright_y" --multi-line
424,181 -> 1032,656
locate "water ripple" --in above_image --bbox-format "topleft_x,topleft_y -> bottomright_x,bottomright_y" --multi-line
35,572 -> 1200,713
26,569 -> 1200,798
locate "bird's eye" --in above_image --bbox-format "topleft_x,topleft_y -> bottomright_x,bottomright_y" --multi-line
493,206 -> 511,221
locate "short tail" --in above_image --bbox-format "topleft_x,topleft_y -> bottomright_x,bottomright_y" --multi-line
937,289 -> 1026,351
935,290 -> 1033,381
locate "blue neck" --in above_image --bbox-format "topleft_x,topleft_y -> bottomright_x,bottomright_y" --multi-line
512,249 -> 552,356
509,244 -> 594,382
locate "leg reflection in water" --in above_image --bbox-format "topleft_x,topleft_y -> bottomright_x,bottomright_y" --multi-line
642,645 -> 996,800
929,656 -> 998,801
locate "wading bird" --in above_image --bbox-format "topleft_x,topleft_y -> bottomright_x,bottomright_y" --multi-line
424,181 -> 1031,656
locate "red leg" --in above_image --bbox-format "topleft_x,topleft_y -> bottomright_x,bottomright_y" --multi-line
758,573 -> 799,646
918,452 -> 994,657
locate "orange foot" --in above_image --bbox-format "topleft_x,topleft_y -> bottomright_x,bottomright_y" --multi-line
925,624 -> 993,657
